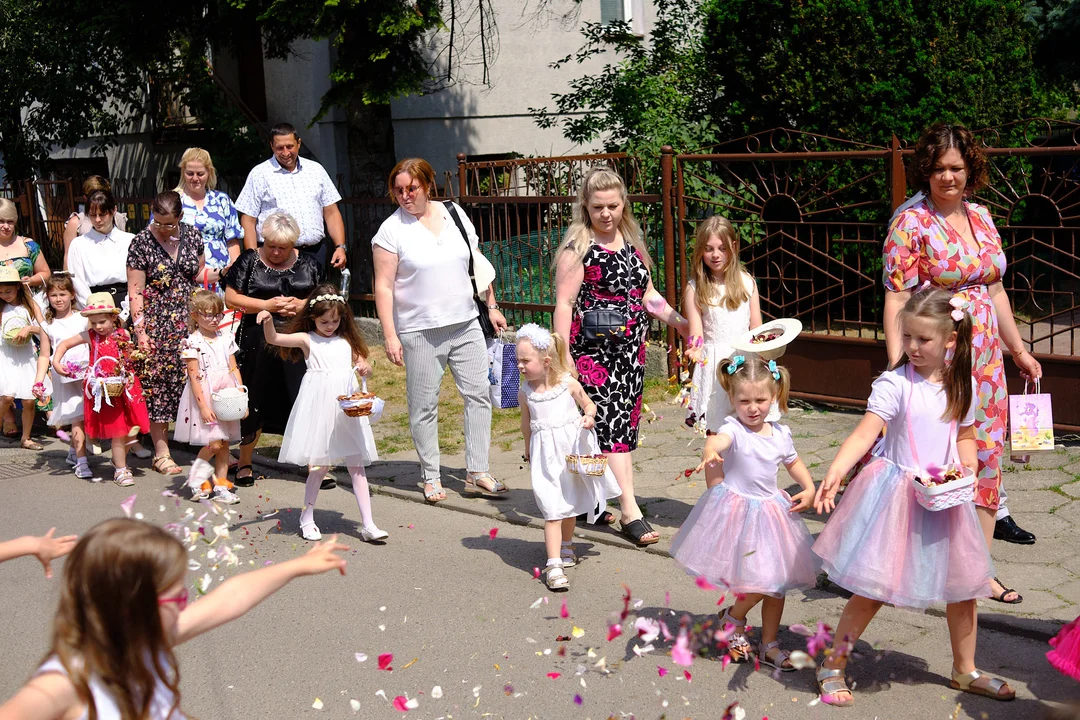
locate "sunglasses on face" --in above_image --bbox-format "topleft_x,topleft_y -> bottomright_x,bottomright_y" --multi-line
158,588 -> 190,611
152,221 -> 179,231
393,185 -> 422,197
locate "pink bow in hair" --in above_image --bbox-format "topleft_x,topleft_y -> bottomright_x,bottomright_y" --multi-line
948,296 -> 966,322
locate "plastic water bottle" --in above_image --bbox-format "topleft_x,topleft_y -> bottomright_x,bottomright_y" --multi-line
340,268 -> 351,296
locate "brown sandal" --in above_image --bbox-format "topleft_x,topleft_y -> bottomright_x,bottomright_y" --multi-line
151,455 -> 183,475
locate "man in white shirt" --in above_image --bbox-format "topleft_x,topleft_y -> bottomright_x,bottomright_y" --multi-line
235,123 -> 348,270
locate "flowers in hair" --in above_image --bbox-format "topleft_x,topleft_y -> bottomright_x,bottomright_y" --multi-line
517,323 -> 553,350
948,296 -> 968,322
309,293 -> 346,306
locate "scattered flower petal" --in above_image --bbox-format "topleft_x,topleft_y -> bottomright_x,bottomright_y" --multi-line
489,528 -> 498,540
607,623 -> 622,641
391,695 -> 411,712
560,599 -> 569,618
120,494 -> 137,518
571,626 -> 585,639
355,653 -> 368,663
573,694 -> 583,706
349,699 -> 360,712
547,672 -> 561,679
672,630 -> 693,667
430,686 -> 443,699
657,666 -> 668,677
378,653 -> 393,671
635,617 -> 660,644
312,698 -> 323,710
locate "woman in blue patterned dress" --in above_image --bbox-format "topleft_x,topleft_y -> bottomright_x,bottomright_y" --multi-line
175,148 -> 243,294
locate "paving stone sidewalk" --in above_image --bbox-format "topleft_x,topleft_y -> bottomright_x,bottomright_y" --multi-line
346,398 -> 1080,637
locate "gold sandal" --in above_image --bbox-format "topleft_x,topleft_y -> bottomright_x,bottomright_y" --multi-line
463,471 -> 508,496
817,664 -> 855,706
950,668 -> 1015,701
152,455 -> 183,475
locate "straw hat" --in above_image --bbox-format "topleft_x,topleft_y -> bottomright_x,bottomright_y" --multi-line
82,292 -> 121,316
0,265 -> 21,284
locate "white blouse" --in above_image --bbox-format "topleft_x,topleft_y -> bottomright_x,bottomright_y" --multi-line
371,202 -> 481,334
67,228 -> 136,306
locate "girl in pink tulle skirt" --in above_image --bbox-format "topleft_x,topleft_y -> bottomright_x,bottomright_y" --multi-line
670,354 -> 819,672
811,287 -> 1013,706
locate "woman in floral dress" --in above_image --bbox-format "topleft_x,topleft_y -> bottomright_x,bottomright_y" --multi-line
554,168 -> 688,546
883,123 -> 1042,604
127,191 -> 205,475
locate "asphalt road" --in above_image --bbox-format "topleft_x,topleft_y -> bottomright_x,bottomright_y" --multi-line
0,446 -> 1076,719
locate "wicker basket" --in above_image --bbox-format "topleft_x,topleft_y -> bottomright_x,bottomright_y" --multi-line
566,454 -> 609,477
211,385 -> 249,421
90,356 -> 127,398
912,467 -> 975,512
338,392 -> 377,417
2,316 -> 30,346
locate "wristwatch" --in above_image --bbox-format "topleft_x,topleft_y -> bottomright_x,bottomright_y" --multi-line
487,302 -> 500,310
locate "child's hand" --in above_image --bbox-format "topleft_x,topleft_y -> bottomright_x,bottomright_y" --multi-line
33,528 -> 79,579
255,310 -> 273,325
53,360 -> 69,377
814,470 -> 843,515
295,535 -> 350,576
581,414 -> 595,430
15,326 -> 33,342
199,405 -> 218,425
354,357 -> 372,377
32,382 -> 47,401
684,346 -> 702,365
788,487 -> 815,514
522,452 -> 530,464
694,447 -> 723,475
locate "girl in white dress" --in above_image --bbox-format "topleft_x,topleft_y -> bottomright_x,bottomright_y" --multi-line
0,265 -> 51,450
35,275 -> 91,477
517,323 -> 621,591
682,215 -> 762,433
257,284 -> 386,543
0,517 -> 348,720
176,290 -> 242,504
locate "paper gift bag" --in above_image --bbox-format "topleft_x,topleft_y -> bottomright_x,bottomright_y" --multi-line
487,340 -> 520,409
1009,380 -> 1055,456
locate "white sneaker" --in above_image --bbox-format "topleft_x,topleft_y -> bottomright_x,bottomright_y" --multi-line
191,481 -> 211,501
212,485 -> 240,505
65,447 -> 77,466
74,460 -> 94,480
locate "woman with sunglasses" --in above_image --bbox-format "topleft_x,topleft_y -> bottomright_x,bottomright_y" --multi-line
127,191 -> 206,476
0,518 -> 348,720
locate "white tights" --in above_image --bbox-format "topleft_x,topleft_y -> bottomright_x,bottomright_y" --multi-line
300,465 -> 380,532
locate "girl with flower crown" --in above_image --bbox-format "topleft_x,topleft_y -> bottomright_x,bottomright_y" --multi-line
516,323 -> 621,591
257,284 -> 387,543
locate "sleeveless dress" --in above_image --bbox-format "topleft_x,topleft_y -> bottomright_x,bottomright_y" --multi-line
43,314 -> 89,426
813,366 -> 994,608
279,334 -> 378,467
83,329 -> 150,439
568,243 -> 651,453
669,417 -> 819,597
35,656 -> 184,720
884,199 -> 1008,509
174,331 -> 241,445
525,376 -> 621,522
0,304 -> 38,399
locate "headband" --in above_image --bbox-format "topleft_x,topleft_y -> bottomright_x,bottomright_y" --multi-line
309,293 -> 346,307
517,323 -> 552,350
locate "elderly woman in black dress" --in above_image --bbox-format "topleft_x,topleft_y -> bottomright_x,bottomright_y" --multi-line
222,211 -> 323,485
553,168 -> 688,546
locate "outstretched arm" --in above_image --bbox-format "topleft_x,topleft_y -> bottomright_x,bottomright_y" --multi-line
0,529 -> 78,578
644,281 -> 689,337
695,432 -> 733,487
175,536 -> 349,645
814,411 -> 886,514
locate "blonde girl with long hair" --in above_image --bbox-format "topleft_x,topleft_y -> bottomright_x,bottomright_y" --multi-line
553,167 -> 688,546
0,518 -> 348,720
517,323 -> 620,591
682,215 -> 763,432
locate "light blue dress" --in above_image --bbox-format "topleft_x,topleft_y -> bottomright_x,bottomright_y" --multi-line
180,190 -> 243,289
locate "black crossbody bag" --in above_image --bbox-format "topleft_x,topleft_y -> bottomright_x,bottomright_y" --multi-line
446,203 -> 496,339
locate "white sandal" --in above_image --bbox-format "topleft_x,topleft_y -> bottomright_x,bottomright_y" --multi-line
543,565 -> 569,591
757,640 -> 796,672
299,519 -> 322,541
718,608 -> 752,661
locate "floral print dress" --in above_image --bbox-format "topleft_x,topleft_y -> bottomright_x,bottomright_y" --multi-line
883,198 -> 1008,510
568,243 -> 651,453
126,225 -> 203,423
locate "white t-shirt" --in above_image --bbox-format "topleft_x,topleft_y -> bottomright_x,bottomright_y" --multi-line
867,367 -> 977,476
371,202 -> 481,334
67,229 -> 136,307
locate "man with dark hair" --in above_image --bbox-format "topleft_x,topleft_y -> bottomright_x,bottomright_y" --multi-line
235,123 -> 347,270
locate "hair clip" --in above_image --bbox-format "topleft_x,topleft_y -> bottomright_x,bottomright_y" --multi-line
309,293 -> 346,306
767,359 -> 781,381
948,296 -> 967,322
918,279 -> 933,291
516,323 -> 552,350
726,355 -> 745,374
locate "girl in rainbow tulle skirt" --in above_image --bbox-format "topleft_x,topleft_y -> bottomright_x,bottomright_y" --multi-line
811,287 -> 1013,706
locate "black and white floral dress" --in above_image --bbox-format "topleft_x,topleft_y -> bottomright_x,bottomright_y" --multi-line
568,243 -> 650,453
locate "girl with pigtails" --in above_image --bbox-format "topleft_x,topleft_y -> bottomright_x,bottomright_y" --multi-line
669,354 -> 819,672
812,286 -> 1012,705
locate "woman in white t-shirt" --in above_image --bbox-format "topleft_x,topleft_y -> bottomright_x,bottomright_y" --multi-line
371,158 -> 508,503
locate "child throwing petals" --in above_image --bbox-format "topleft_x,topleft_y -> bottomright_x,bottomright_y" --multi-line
258,284 -> 386,543
812,287 -> 1011,705
36,274 -> 91,477
0,518 -> 348,720
517,323 -> 621,591
669,354 -> 818,671
52,292 -> 149,486
176,290 -> 243,504
682,216 -> 771,431
0,265 -> 51,450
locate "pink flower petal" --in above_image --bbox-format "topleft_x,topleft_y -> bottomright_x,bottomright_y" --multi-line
695,576 -> 716,591
560,598 -> 569,618
671,630 -> 693,667
488,528 -> 498,540
378,653 -> 393,671
607,623 -> 622,642
657,666 -> 668,677
547,672 -> 561,679
120,494 -> 137,518
392,695 -> 409,712
684,670 -> 692,682
715,594 -> 726,606
533,567 -> 540,579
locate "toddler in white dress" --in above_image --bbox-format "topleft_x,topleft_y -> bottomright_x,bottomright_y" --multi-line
517,323 -> 620,591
